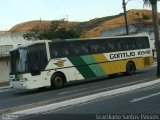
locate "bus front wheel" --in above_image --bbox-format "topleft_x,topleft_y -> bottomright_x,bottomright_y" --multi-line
51,73 -> 64,89
125,62 -> 135,75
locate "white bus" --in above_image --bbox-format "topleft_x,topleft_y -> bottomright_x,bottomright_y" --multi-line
9,35 -> 153,89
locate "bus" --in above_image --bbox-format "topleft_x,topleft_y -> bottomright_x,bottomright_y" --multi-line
9,35 -> 153,89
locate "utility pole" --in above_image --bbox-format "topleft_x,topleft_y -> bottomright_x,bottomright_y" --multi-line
150,0 -> 160,78
143,0 -> 160,78
40,17 -> 42,33
122,0 -> 129,35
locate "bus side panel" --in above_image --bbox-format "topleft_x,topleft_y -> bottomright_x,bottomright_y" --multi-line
68,56 -> 96,79
92,54 -> 126,75
46,58 -> 85,82
93,54 -> 153,75
132,56 -> 153,69
81,55 -> 106,76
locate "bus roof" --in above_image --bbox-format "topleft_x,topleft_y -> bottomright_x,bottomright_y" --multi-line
10,35 -> 150,51
10,40 -> 51,52
64,35 -> 149,41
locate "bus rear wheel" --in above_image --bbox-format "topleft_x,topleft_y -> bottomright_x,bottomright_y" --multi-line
125,62 -> 135,75
51,74 -> 64,89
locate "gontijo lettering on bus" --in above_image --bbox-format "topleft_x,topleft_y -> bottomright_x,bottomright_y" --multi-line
108,49 -> 151,60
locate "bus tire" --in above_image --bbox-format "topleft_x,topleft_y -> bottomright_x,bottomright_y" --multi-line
125,62 -> 135,75
51,73 -> 65,89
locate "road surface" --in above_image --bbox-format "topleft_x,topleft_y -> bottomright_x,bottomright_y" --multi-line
19,78 -> 160,120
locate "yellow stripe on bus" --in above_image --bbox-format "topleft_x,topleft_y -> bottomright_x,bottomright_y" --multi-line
93,54 -> 125,75
93,54 -> 153,75
93,54 -> 110,74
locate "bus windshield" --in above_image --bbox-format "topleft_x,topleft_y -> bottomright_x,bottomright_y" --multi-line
10,48 -> 29,74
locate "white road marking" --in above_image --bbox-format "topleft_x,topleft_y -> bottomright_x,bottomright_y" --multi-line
130,92 -> 160,103
58,77 -> 156,96
58,88 -> 89,95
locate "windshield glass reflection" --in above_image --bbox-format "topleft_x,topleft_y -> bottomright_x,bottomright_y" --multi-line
10,48 -> 29,74
17,49 -> 28,72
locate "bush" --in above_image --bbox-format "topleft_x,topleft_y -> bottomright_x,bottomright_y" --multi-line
136,12 -> 140,16
142,14 -> 151,20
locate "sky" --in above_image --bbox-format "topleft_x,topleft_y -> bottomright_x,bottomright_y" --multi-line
0,0 -> 160,31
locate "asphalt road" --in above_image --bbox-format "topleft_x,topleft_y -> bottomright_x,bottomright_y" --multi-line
0,66 -> 157,115
19,75 -> 160,120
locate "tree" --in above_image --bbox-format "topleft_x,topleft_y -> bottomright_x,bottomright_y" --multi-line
23,27 -> 42,40
144,0 -> 160,78
23,19 -> 82,40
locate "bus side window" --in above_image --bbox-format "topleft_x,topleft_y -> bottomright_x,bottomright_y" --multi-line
74,47 -> 80,55
131,42 -> 136,50
50,43 -> 61,58
115,41 -> 122,51
90,42 -> 98,53
28,44 -> 48,71
125,41 -> 129,50
144,37 -> 150,48
52,49 -> 58,58
70,42 -> 79,56
79,42 -> 89,55
136,39 -> 143,49
106,40 -> 114,52
89,40 -> 106,54
94,44 -> 99,53
81,45 -> 88,54
98,40 -> 106,53
125,38 -> 135,50
61,43 -> 70,57
64,49 -> 69,56
121,39 -> 129,51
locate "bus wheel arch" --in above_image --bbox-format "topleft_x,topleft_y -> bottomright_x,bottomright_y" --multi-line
50,71 -> 66,89
125,61 -> 136,75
